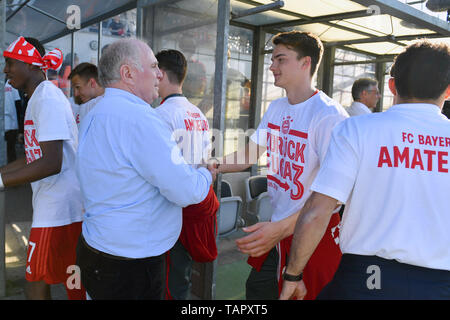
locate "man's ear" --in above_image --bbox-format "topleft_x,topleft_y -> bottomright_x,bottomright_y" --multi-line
160,69 -> 167,82
119,64 -> 134,86
302,56 -> 311,72
444,85 -> 450,100
388,77 -> 397,96
88,77 -> 96,88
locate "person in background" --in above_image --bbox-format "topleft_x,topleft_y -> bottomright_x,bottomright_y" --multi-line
346,78 -> 381,116
76,39 -> 216,300
155,49 -> 219,300
214,31 -> 347,300
2,36 -> 85,300
68,62 -> 104,127
280,40 -> 450,300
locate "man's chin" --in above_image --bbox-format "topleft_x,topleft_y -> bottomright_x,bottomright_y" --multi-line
273,81 -> 283,89
8,80 -> 21,90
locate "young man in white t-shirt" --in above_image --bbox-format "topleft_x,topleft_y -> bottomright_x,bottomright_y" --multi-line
68,62 -> 104,128
280,40 -> 450,300
2,37 -> 84,300
216,31 -> 348,300
155,49 -> 219,300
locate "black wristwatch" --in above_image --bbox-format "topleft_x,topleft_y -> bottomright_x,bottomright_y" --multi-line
282,269 -> 303,282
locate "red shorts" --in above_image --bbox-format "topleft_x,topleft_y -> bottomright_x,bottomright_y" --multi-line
26,222 -> 82,285
248,212 -> 342,300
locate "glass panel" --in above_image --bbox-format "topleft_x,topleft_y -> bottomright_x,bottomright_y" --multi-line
288,23 -> 370,42
383,62 -> 394,111
100,8 -> 137,51
222,26 -> 253,156
348,42 -> 406,56
332,48 -> 376,108
43,34 -> 72,98
253,0 -> 367,17
141,0 -> 218,152
6,6 -> 64,40
257,50 -> 286,170
332,20 -> 387,37
74,26 -> 99,66
32,0 -> 132,24
6,0 -> 134,42
338,15 -> 435,37
230,0 -> 300,26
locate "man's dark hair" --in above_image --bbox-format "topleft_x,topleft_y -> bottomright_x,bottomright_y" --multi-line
24,37 -> 45,58
68,62 -> 100,83
390,40 -> 450,100
272,31 -> 324,77
352,78 -> 378,101
155,49 -> 187,85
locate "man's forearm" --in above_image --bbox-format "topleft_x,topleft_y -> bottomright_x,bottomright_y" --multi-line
0,157 -> 27,174
218,141 -> 265,173
2,157 -> 61,188
286,193 -> 337,275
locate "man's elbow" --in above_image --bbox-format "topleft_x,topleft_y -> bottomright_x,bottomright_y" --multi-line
303,192 -> 338,223
47,158 -> 62,176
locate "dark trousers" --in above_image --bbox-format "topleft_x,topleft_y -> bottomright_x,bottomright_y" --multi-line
168,240 -> 193,300
245,247 -> 279,300
318,254 -> 450,300
76,236 -> 166,300
5,130 -> 17,163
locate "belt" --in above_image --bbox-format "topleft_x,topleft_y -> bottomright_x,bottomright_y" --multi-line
80,235 -> 135,261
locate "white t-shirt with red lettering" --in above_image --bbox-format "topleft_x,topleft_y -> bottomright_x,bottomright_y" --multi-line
24,80 -> 83,228
156,96 -> 211,168
70,95 -> 103,129
251,91 -> 348,222
311,103 -> 450,271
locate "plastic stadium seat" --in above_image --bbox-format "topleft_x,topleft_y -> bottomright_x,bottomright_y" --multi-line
218,180 -> 244,237
245,175 -> 273,222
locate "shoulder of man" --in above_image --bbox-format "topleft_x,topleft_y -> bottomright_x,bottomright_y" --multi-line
314,91 -> 349,119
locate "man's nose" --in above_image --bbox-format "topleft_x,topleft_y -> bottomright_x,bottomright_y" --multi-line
156,67 -> 163,80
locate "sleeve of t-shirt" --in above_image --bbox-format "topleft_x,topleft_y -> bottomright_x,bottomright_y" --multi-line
32,98 -> 71,142
311,112 -> 348,165
310,119 -> 359,204
126,110 -> 212,207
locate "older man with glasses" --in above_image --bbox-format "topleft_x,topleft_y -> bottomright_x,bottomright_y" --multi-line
346,78 -> 381,116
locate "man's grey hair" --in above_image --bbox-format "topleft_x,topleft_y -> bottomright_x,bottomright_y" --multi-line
98,38 -> 144,87
351,78 -> 378,101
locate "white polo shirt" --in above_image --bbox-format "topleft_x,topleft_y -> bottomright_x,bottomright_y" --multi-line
70,95 -> 102,129
156,96 -> 211,168
346,101 -> 372,117
311,103 -> 450,271
250,91 -> 348,222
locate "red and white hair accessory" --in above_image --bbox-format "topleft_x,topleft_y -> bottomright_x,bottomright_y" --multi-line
3,36 -> 63,72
